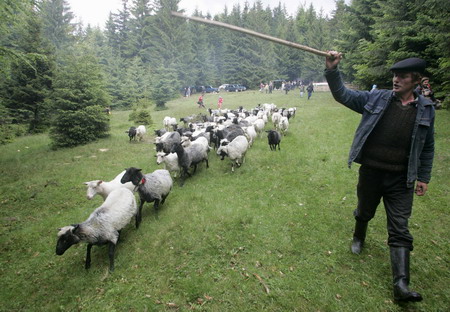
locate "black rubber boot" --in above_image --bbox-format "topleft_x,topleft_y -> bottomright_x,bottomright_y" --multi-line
351,221 -> 368,254
390,247 -> 423,302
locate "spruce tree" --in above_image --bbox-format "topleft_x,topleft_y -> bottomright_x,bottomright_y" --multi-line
50,48 -> 110,148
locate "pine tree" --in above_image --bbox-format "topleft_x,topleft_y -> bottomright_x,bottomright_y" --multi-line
2,6 -> 55,133
50,48 -> 110,148
39,0 -> 75,50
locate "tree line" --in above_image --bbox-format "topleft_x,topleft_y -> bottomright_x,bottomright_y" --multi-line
1,0 -> 448,147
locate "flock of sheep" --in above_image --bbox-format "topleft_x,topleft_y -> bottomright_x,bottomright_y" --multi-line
56,103 -> 297,272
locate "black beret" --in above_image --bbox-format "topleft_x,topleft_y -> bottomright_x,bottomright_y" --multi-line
390,58 -> 426,73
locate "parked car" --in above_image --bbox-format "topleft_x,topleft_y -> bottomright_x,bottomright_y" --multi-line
195,86 -> 206,93
225,84 -> 239,92
204,85 -> 219,93
218,84 -> 230,91
224,84 -> 246,92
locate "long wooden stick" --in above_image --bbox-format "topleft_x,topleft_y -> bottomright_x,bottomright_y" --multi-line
171,11 -> 331,57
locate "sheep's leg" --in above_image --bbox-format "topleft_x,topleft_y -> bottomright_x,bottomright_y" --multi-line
161,194 -> 168,205
205,158 -> 209,168
192,164 -> 198,174
184,167 -> 192,177
135,209 -> 142,228
85,244 -> 93,269
136,201 -> 144,228
153,199 -> 160,211
108,242 -> 116,272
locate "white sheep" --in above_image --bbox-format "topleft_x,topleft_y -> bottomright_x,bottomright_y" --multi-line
155,151 -> 180,178
56,188 -> 138,272
217,135 -> 249,172
136,125 -> 146,141
163,116 -> 177,131
278,116 -> 289,135
242,125 -> 257,147
271,112 -> 282,127
253,119 -> 266,138
84,170 -> 134,200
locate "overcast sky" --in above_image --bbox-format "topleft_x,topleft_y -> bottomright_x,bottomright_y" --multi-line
68,0 -> 340,28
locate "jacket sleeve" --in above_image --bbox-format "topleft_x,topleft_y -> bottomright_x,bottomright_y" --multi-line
417,113 -> 435,183
324,68 -> 371,114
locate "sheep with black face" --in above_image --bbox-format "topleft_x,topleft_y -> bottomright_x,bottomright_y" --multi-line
121,168 -> 173,224
216,135 -> 249,172
56,188 -> 137,272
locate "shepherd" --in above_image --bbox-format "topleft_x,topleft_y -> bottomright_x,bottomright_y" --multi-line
325,51 -> 435,303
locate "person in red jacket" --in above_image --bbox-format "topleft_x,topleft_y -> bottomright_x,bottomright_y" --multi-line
197,95 -> 205,108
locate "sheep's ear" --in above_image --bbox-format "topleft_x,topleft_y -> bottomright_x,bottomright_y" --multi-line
137,168 -> 142,172
97,180 -> 103,185
57,228 -> 62,232
83,182 -> 88,185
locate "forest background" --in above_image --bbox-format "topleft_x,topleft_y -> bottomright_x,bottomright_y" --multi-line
1,0 -> 449,146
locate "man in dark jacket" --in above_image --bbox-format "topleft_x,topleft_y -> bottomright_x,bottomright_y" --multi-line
324,51 -> 435,302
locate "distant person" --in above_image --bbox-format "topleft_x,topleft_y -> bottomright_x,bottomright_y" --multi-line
285,82 -> 291,94
217,96 -> 223,109
197,94 -> 205,108
371,84 -> 377,92
269,81 -> 273,93
307,83 -> 314,100
416,77 -> 435,102
300,84 -> 305,97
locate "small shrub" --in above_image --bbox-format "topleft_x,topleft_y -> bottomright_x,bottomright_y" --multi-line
128,109 -> 153,126
50,105 -> 110,149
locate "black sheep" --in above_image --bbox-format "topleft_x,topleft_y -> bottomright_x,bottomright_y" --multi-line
266,130 -> 281,151
127,126 -> 137,141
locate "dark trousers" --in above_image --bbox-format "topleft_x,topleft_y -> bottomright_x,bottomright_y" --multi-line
354,166 -> 414,250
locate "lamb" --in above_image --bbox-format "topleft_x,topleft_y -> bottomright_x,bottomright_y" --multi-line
126,126 -> 137,141
56,187 -> 137,272
136,125 -> 146,141
155,131 -> 181,154
170,142 -> 209,185
278,116 -> 289,135
216,135 -> 249,172
155,151 -> 180,178
84,170 -> 135,200
266,130 -> 281,151
121,168 -> 173,223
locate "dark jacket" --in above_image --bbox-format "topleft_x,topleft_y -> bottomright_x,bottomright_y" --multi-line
324,68 -> 435,187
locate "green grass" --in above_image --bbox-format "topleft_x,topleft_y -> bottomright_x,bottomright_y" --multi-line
1,90 -> 449,311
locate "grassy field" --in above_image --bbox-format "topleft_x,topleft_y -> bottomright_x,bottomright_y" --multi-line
1,90 -> 449,311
